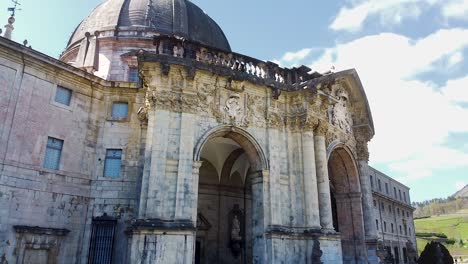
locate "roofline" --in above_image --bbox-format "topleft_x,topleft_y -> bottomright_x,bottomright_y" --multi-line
0,37 -> 138,89
368,165 -> 411,190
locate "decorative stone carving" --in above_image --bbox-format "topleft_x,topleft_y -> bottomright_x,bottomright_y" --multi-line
247,95 -> 266,128
226,79 -> 245,92
354,126 -> 373,161
330,88 -> 353,133
302,113 -> 319,131
224,94 -> 248,126
267,110 -> 284,130
314,121 -> 329,136
137,106 -> 148,123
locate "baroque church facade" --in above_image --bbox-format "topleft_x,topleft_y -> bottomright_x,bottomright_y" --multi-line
0,0 -> 416,263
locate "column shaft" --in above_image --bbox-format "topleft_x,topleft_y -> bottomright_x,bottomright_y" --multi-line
301,131 -> 321,228
314,135 -> 334,230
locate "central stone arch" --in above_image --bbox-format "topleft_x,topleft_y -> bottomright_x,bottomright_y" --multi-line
193,126 -> 269,264
327,144 -> 368,263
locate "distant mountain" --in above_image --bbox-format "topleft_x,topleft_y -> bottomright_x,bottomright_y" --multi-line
453,184 -> 468,198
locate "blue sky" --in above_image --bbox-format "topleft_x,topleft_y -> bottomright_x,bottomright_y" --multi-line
1,0 -> 467,202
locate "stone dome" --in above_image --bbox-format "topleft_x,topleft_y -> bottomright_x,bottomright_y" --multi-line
66,0 -> 231,51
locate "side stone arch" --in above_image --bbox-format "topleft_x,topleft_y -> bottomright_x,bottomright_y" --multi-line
193,125 -> 270,263
326,142 -> 362,194
194,125 -> 269,172
326,142 -> 368,263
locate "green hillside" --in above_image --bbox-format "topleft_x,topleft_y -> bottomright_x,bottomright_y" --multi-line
414,210 -> 468,256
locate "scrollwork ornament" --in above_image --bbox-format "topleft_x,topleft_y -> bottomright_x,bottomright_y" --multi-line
137,106 -> 148,123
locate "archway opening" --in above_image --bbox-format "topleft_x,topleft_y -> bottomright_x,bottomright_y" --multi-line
195,129 -> 265,264
328,147 -> 366,263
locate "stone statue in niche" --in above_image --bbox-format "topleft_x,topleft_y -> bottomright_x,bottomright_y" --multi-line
330,88 -> 353,133
229,204 -> 244,258
231,215 -> 242,241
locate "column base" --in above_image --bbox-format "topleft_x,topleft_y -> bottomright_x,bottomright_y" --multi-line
321,227 -> 337,234
126,219 -> 195,264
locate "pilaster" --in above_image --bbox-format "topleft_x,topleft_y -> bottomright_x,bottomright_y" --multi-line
301,128 -> 321,229
314,122 -> 335,231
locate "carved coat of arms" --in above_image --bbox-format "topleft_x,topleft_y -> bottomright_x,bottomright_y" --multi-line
224,94 -> 248,126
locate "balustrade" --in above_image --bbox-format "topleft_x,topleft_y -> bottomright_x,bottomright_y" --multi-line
151,35 -> 319,90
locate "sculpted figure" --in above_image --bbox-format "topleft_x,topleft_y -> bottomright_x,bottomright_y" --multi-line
231,215 -> 242,241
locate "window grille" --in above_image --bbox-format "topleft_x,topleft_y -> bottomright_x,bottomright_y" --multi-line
104,149 -> 122,178
111,103 -> 128,119
128,68 -> 139,83
55,86 -> 72,106
88,215 -> 116,264
43,137 -> 63,170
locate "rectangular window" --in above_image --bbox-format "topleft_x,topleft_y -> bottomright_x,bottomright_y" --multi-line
381,202 -> 385,212
370,175 -> 374,189
397,208 -> 400,216
88,216 -> 117,264
111,102 -> 128,119
394,187 -> 397,198
373,200 -> 377,207
403,247 -> 408,263
376,219 -> 379,230
404,192 -> 407,202
43,137 -> 63,170
399,189 -> 402,200
378,179 -> 382,191
54,86 -> 72,106
385,183 -> 389,194
388,205 -> 392,212
391,223 -> 394,233
384,221 -> 387,232
128,68 -> 139,83
407,211 -> 410,218
400,225 -> 402,234
104,149 -> 122,178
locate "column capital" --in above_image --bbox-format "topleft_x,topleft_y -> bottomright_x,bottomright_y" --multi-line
314,120 -> 329,136
302,114 -> 319,132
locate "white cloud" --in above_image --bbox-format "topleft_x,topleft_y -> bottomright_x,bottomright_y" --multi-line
304,29 -> 468,181
442,75 -> 468,103
448,52 -> 463,67
330,0 -> 435,32
273,48 -> 313,67
442,0 -> 468,20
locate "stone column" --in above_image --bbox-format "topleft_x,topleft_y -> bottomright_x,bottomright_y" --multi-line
301,129 -> 321,229
250,170 -> 269,264
314,123 -> 334,231
355,126 -> 379,263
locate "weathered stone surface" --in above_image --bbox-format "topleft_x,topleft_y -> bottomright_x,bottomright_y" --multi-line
0,1 -> 416,261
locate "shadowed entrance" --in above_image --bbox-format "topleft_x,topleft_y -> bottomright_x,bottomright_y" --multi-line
328,147 -> 368,263
194,127 -> 268,264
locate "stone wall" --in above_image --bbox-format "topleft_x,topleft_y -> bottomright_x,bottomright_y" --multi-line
0,40 -> 144,264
